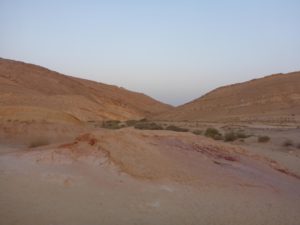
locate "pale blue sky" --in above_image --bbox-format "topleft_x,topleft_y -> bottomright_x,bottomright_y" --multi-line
1,0 -> 299,105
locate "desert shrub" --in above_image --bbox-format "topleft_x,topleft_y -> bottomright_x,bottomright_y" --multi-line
283,140 -> 293,147
29,138 -> 49,148
134,122 -> 163,130
224,132 -> 238,142
165,125 -> 189,132
102,120 -> 123,129
213,134 -> 223,140
205,128 -> 223,140
125,120 -> 138,126
258,136 -> 270,143
139,118 -> 148,122
193,130 -> 202,135
236,132 -> 249,139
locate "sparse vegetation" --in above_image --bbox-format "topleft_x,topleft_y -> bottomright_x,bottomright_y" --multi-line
224,132 -> 238,142
134,122 -> 163,130
29,138 -> 49,148
236,132 -> 249,139
205,128 -> 223,140
165,125 -> 189,132
283,140 -> 293,147
193,130 -> 202,135
102,120 -> 123,129
125,120 -> 138,126
258,136 -> 270,143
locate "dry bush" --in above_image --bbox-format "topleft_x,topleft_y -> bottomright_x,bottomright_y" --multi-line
134,122 -> 163,130
258,136 -> 271,143
236,132 -> 250,139
102,120 -> 123,129
125,120 -> 138,126
224,132 -> 238,142
205,128 -> 223,140
165,125 -> 189,132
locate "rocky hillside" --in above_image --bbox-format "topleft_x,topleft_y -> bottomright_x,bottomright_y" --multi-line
156,72 -> 300,123
0,58 -> 172,123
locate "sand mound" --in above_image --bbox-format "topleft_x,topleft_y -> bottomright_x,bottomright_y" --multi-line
49,128 -> 300,186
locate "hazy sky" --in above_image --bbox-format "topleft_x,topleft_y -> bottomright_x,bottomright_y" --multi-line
1,0 -> 300,105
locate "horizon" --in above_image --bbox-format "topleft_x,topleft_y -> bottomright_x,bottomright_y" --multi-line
1,0 -> 300,106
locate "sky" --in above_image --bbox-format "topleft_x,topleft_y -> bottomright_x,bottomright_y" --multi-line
1,0 -> 300,105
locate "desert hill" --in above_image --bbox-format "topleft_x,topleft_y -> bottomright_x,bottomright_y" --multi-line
0,58 -> 172,123
156,72 -> 300,123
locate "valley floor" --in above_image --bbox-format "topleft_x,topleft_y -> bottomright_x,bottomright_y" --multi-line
0,124 -> 300,225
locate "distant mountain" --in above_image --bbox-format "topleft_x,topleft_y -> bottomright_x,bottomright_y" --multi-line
0,58 -> 172,123
155,72 -> 300,123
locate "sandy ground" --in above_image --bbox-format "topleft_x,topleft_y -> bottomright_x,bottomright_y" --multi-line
1,125 -> 300,225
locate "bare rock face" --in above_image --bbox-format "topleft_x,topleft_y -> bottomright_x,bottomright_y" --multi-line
0,58 -> 172,123
156,72 -> 300,123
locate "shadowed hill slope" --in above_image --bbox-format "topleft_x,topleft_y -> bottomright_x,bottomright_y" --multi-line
0,58 -> 172,122
155,72 -> 300,123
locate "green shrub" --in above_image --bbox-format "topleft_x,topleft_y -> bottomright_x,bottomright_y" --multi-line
165,125 -> 189,132
224,132 -> 238,142
205,128 -> 223,140
102,120 -> 123,129
134,122 -> 163,130
283,140 -> 293,147
29,138 -> 49,148
258,136 -> 270,143
193,130 -> 202,135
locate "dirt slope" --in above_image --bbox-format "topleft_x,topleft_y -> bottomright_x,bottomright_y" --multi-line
0,58 -> 172,122
156,72 -> 300,123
